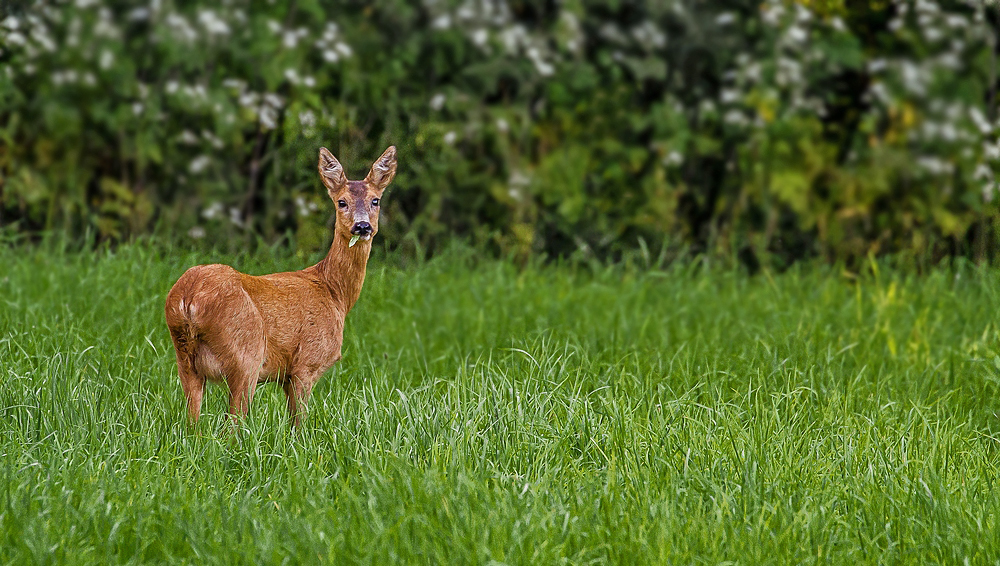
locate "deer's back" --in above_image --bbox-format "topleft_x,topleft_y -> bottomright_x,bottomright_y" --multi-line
166,264 -> 345,379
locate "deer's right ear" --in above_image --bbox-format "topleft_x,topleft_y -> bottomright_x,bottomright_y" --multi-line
318,147 -> 347,197
365,146 -> 397,193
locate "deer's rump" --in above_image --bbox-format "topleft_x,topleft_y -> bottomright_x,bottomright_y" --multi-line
165,264 -> 269,383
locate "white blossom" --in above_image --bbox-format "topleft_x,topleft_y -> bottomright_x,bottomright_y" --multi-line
259,105 -> 278,130
128,8 -> 150,22
198,10 -> 230,36
664,151 -> 684,166
900,61 -> 927,96
165,14 -> 196,43
202,130 -> 223,149
166,13 -> 198,43
321,22 -> 339,40
984,141 -> 1000,161
298,110 -> 316,129
937,52 -> 960,70
500,25 -> 527,53
724,110 -> 748,126
430,93 -> 446,111
923,27 -> 943,42
99,50 -> 114,70
432,14 -> 451,29
228,207 -> 244,227
178,130 -> 199,145
971,107 -> 993,134
189,155 -> 211,174
283,27 -> 308,49
456,2 -> 475,21
945,14 -> 968,28
6,31 -> 26,46
182,83 -> 208,100
508,170 -> 530,200
334,42 -> 352,57
238,91 -> 259,108
761,3 -> 785,27
775,57 -> 802,87
526,47 -> 554,76
975,163 -> 994,180
784,25 -> 807,45
631,21 -> 666,49
471,28 -> 489,48
720,89 -> 740,104
202,202 -> 223,220
867,82 -> 891,104
916,156 -> 952,175
263,92 -> 284,108
715,13 -> 736,26
31,26 -> 56,52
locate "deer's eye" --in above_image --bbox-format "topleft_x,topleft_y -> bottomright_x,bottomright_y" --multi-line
337,200 -> 347,209
372,198 -> 380,207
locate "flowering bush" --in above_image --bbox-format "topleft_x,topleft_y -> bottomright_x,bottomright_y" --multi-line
0,0 -> 996,265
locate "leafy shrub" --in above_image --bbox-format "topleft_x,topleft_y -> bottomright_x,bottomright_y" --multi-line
0,0 -> 996,265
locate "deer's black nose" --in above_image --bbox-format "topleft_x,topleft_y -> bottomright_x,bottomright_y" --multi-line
351,222 -> 372,236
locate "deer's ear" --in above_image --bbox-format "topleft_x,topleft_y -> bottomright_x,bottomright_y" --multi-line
318,147 -> 347,197
365,146 -> 397,193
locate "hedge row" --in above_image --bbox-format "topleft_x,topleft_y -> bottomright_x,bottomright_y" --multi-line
1,0 -> 997,265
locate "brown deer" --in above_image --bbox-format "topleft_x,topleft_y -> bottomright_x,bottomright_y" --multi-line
164,146 -> 397,427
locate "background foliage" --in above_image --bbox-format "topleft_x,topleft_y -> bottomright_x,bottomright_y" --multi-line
1,0 -> 997,265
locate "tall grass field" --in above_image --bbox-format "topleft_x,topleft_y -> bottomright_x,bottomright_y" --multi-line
2,241 -> 1000,564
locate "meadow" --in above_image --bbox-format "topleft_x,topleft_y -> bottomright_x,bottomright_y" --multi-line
1,241 -> 1000,564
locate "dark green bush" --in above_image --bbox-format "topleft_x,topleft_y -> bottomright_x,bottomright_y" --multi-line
0,0 -> 996,265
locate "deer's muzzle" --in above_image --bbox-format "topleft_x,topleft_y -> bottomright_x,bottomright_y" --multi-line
350,222 -> 373,237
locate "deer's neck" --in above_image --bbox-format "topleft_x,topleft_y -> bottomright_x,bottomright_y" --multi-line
314,233 -> 372,312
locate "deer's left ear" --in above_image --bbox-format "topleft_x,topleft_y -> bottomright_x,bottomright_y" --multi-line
365,146 -> 397,193
318,147 -> 347,199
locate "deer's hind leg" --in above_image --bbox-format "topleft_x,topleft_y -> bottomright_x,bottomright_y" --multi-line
208,322 -> 266,422
167,325 -> 205,425
178,355 -> 205,424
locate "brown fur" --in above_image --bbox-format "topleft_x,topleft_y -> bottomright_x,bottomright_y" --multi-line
164,146 -> 397,427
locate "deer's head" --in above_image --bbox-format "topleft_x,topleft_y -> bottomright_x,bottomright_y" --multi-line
318,146 -> 397,243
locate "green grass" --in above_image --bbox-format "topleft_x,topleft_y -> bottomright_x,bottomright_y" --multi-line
2,241 -> 1000,564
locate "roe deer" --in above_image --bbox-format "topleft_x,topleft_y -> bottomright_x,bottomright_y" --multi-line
164,146 -> 397,427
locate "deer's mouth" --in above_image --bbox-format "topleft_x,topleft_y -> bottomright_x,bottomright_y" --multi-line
347,233 -> 373,248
